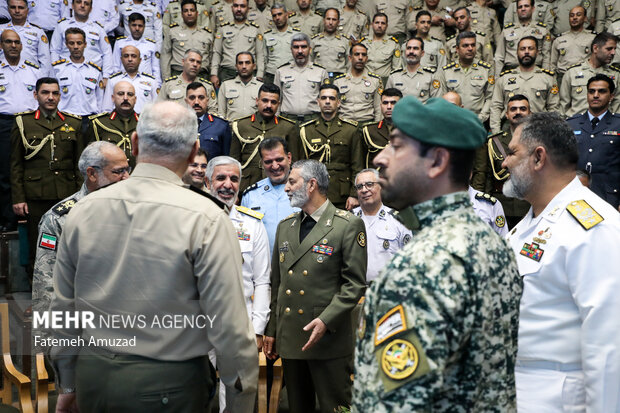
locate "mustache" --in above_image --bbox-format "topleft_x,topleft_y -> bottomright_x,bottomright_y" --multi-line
217,188 -> 236,196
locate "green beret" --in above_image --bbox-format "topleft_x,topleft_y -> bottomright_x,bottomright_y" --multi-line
391,96 -> 487,149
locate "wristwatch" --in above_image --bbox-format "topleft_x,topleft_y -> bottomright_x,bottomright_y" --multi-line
59,387 -> 76,394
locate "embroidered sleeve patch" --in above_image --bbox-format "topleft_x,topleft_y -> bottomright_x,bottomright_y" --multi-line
375,305 -> 406,346
566,200 -> 603,230
357,231 -> 366,247
39,233 -> 57,250
495,215 -> 506,227
381,339 -> 419,379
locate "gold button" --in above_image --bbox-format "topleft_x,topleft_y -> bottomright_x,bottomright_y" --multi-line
286,289 -> 291,295
54,171 -> 59,175
288,270 -> 293,275
298,309 -> 304,314
285,307 -> 290,313
299,290 -> 305,295
54,157 -> 58,161
303,270 -> 308,276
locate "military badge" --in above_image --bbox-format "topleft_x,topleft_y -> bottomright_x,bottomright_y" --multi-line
508,92 -> 514,98
566,200 -> 603,230
535,91 -> 541,97
279,252 -> 285,262
211,90 -> 216,99
85,87 -> 92,94
439,48 -> 445,55
432,80 -> 440,89
402,234 -> 411,245
520,242 -> 544,262
228,99 -> 234,106
550,85 -> 559,95
312,244 -> 334,256
317,255 -> 325,263
62,86 -> 68,93
357,231 -> 366,247
375,305 -> 406,346
180,41 -> 185,46
394,49 -> 400,57
27,85 -> 33,91
495,215 -> 506,228
322,238 -> 328,244
39,233 -> 57,251
508,77 -> 517,85
0,86 -> 5,93
420,91 -> 425,97
381,339 -> 419,380
27,39 -> 32,45
576,86 -> 583,93
257,34 -> 263,41
364,80 -> 371,87
91,40 -> 96,46
559,49 -> 566,55
488,75 -> 495,85
383,240 -> 389,250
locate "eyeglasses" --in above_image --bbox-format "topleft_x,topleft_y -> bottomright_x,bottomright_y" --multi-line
93,166 -> 132,175
189,163 -> 208,169
354,181 -> 378,191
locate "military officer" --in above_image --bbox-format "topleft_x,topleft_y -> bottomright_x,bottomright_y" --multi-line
113,13 -> 161,85
472,94 -> 531,228
10,77 -> 84,275
353,96 -> 522,412
230,83 -> 300,192
550,6 -> 596,80
182,147 -> 208,191
263,159 -> 367,413
311,8 -> 350,77
299,84 -> 364,210
64,0 -> 121,37
374,0 -> 412,44
560,32 -> 620,117
352,168 -> 411,283
275,32 -> 328,120
361,13 -> 402,83
0,0 -> 51,75
495,0 -> 552,76
119,0 -> 163,50
28,0 -> 65,35
467,186 -> 509,236
157,49 -> 218,113
241,136 -> 299,252
32,142 -> 129,326
445,7 -> 493,65
163,0 -> 211,37
50,0 -> 114,80
566,74 -> 620,209
263,4 -> 298,84
340,0 -> 369,41
288,0 -> 323,37
490,37 -> 559,132
333,43 -> 383,123
361,88 -> 401,168
209,0 -> 235,31
550,0 -> 595,36
438,32 -> 494,123
411,11 -> 447,72
408,0 -> 453,43
504,0 -> 555,34
218,51 -> 263,120
467,0 -> 502,47
210,0 -> 265,87
386,37 -> 441,103
161,0 -> 213,78
86,81 -> 140,167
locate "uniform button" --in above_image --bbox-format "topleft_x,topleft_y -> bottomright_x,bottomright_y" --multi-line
162,397 -> 169,405
298,309 -> 304,314
591,134 -> 595,138
299,290 -> 305,295
302,270 -> 308,276
54,157 -> 58,161
288,270 -> 293,275
54,171 -> 59,175
589,148 -> 593,152
285,307 -> 290,313
286,289 -> 291,295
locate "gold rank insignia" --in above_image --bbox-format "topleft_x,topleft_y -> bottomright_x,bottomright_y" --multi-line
357,232 -> 366,247
560,49 -> 566,55
383,239 -> 389,249
432,80 -> 440,89
394,49 -> 400,57
488,75 -> 495,85
228,99 -> 234,106
279,252 -> 284,262
257,34 -> 263,41
550,85 -> 559,95
576,86 -> 583,93
566,200 -> 603,230
211,90 -> 216,99
381,339 -> 419,380
439,48 -> 445,55
41,35 -> 48,44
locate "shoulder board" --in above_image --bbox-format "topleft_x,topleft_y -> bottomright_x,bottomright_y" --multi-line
164,75 -> 179,82
423,66 -> 436,73
283,211 -> 300,220
88,112 -> 109,120
500,68 -> 515,76
52,198 -> 78,216
25,60 -> 39,69
430,36 -> 442,42
610,63 -> 620,72
477,60 -> 491,68
141,72 -> 155,79
292,27 -> 300,31
443,62 -> 456,70
109,71 -> 122,78
340,117 -> 358,126
236,205 -> 264,220
264,29 -> 272,34
278,62 -> 292,69
187,185 -> 227,210
359,37 -> 366,43
95,21 -> 104,29
57,17 -> 67,23
289,11 -> 297,17
248,21 -> 259,28
474,30 -> 486,36
362,121 -> 380,129
145,37 -> 156,43
314,11 -> 322,16
14,110 -> 35,116
334,73 -> 346,80
567,62 -> 581,70
475,192 -> 497,205
300,118 -> 318,128
242,182 -> 259,195
390,68 -> 404,74
334,209 -> 351,220
30,22 -> 42,29
413,5 -> 422,10
52,58 -> 66,66
60,111 -> 82,119
487,130 -> 507,139
368,72 -> 380,79
116,35 -> 127,40
198,76 -> 213,85
446,34 -> 455,41
311,33 -> 321,39
313,62 -> 325,69
278,115 -> 295,124
541,68 -> 555,75
88,61 -> 102,72
566,200 -> 603,230
536,21 -> 547,27
565,113 -> 581,121
169,22 -> 179,28
391,36 -> 399,43
504,22 -> 515,29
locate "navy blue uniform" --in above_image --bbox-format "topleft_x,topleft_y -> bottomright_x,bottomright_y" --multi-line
198,113 -> 231,160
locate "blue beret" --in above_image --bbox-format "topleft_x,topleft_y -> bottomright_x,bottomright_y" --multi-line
391,96 -> 487,150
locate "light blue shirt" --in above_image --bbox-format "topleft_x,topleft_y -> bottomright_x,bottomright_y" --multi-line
53,59 -> 103,115
0,21 -> 52,75
0,58 -> 41,114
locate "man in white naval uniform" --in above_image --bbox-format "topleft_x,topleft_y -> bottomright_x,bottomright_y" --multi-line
502,111 -> 620,413
468,186 -> 509,236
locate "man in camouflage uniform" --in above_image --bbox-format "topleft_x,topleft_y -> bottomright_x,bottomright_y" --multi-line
10,77 -> 84,275
353,96 -> 522,413
218,51 -> 263,120
311,8 -> 350,77
412,10 -> 447,72
340,0 -> 368,41
86,81 -> 140,167
333,43 -> 383,123
490,37 -> 559,132
550,6 -> 596,82
386,37 -> 442,103
361,12 -> 402,84
299,84 -> 364,209
361,87 -> 402,168
263,3 -> 298,84
560,31 -> 620,117
438,32 -> 494,123
32,141 -> 129,345
161,0 -> 214,78
230,83 -> 300,192
446,7 -> 493,65
288,0 -> 323,37
472,94 -> 531,229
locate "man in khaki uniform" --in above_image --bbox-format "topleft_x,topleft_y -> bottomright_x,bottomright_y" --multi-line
550,6 -> 596,80
158,49 -> 218,113
495,0 -> 552,76
504,0 -> 555,34
289,0 -> 323,36
409,0 -> 454,43
209,0 -> 234,30
264,3 -> 299,84
231,83 -> 300,192
550,0 -> 595,36
386,37 -> 442,103
375,0 -> 413,44
446,7 -> 493,64
161,0 -> 214,78
561,31 -> 620,117
218,51 -> 264,119
276,32 -> 328,121
340,0 -> 369,41
86,81 -> 140,167
333,43 -> 383,123
411,10 -> 447,71
490,36 -> 559,132
467,0 -> 501,47
311,8 -> 350,77
10,77 -> 84,276
362,12 -> 402,83
210,0 -> 265,87
596,0 -> 620,32
299,84 -> 364,209
263,159 -> 366,413
361,87 -> 401,167
439,32 -> 494,123
162,0 -> 211,37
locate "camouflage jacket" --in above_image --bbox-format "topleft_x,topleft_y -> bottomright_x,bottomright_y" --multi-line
352,192 -> 522,413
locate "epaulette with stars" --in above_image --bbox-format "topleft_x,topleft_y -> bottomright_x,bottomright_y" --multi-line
390,68 -> 404,74
164,75 -> 179,82
300,118 -> 318,128
334,209 -> 352,220
242,182 -> 259,196
283,211 -> 300,221
313,62 -> 325,69
52,197 -> 79,216
475,192 -> 497,205
536,21 -> 547,27
116,35 -> 127,40
443,62 -> 457,70
24,60 -> 39,69
88,112 -> 109,120
311,33 -> 321,39
57,17 -> 67,23
109,71 -> 122,78
567,62 -> 581,70
390,36 -> 399,43
474,30 -> 486,36
368,72 -> 381,79
141,72 -> 155,79
540,68 -> 555,76
94,21 -> 104,29
339,117 -> 358,127
278,61 -> 291,69
247,21 -> 259,28
422,66 -> 436,73
477,60 -> 492,69
14,110 -> 35,116
504,22 -> 515,29
198,76 -> 213,85
145,37 -> 156,43
88,61 -> 102,72
60,111 -> 82,119
610,63 -> 620,72
203,27 -> 212,33
446,34 -> 455,41
169,22 -> 179,28
334,73 -> 346,80
500,68 -> 516,76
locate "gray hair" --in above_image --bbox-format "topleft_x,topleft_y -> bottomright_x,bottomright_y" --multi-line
292,160 -> 328,195
136,101 -> 198,160
355,168 -> 379,184
205,156 -> 242,183
519,112 -> 579,169
184,48 -> 202,59
271,2 -> 287,11
78,141 -> 119,177
291,32 -> 311,47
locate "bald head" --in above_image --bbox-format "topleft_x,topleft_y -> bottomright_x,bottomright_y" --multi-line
442,91 -> 463,107
1,29 -> 21,62
112,81 -> 137,116
121,45 -> 141,75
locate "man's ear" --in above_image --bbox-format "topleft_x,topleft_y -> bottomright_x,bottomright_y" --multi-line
427,147 -> 450,179
85,166 -> 98,184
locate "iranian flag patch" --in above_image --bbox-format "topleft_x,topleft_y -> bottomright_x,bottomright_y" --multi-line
39,233 -> 57,250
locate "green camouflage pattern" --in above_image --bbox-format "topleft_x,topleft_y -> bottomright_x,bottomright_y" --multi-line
352,192 -> 522,412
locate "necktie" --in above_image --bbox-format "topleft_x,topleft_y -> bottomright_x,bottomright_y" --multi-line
299,215 -> 316,242
197,117 -> 202,130
591,117 -> 599,129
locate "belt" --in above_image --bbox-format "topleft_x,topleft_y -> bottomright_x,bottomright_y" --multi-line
516,360 -> 582,372
281,112 -> 315,123
0,113 -> 14,119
